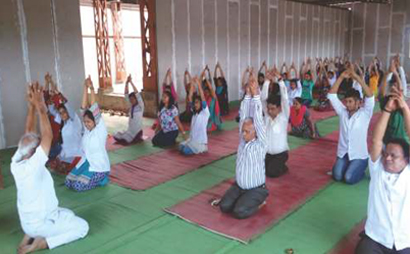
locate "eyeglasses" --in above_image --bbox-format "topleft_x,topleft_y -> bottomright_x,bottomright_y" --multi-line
382,151 -> 404,160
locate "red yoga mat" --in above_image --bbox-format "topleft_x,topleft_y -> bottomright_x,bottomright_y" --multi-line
164,112 -> 380,244
109,128 -> 240,190
165,131 -> 340,244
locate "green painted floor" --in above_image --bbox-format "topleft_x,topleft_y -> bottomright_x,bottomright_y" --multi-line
0,112 -> 369,254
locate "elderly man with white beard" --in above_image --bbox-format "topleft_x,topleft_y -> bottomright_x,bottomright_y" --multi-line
11,82 -> 88,254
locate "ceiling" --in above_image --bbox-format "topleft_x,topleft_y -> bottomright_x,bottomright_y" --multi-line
291,0 -> 391,7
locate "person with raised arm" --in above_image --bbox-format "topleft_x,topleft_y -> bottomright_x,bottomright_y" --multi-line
218,73 -> 268,219
12,82 -> 88,254
113,75 -> 144,145
152,88 -> 186,147
214,62 -> 229,116
355,91 -> 410,254
179,69 -> 194,123
179,77 -> 210,155
261,69 -> 290,177
65,76 -> 110,191
328,67 -> 375,184
258,61 -> 268,89
379,59 -> 408,143
201,66 -> 222,131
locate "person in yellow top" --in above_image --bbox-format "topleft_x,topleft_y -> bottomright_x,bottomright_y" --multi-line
369,60 -> 380,97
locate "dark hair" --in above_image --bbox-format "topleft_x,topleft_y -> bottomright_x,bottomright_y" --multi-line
159,91 -> 175,110
128,92 -> 137,101
83,110 -> 95,123
269,82 -> 280,95
216,77 -> 227,87
258,72 -> 265,79
266,94 -> 281,107
57,104 -> 67,112
386,138 -> 410,161
294,97 -> 303,105
192,95 -> 203,114
345,88 -> 361,101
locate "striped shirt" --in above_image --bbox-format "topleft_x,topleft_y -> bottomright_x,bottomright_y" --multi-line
236,95 -> 267,190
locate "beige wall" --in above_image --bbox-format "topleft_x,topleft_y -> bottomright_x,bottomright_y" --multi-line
0,0 -> 85,148
156,0 -> 351,103
349,0 -> 410,74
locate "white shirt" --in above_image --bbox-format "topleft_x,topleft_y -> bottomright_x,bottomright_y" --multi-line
49,104 -> 83,160
327,94 -> 375,160
11,147 -> 59,225
189,102 -> 210,144
288,80 -> 302,106
329,75 -> 337,87
365,157 -> 410,250
352,81 -> 363,99
261,80 -> 290,155
236,95 -> 267,190
82,119 -> 110,172
386,67 -> 408,97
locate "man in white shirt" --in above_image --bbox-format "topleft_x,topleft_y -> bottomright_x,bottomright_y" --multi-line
261,71 -> 290,177
328,67 -> 375,184
11,83 -> 88,254
356,90 -> 410,254
218,75 -> 268,219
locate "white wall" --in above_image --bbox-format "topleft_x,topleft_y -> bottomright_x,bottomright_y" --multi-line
0,0 -> 85,148
156,0 -> 351,103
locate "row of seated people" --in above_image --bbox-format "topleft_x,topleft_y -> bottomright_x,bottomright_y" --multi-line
9,54 -> 410,253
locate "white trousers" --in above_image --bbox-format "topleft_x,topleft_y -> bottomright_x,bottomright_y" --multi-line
22,208 -> 89,249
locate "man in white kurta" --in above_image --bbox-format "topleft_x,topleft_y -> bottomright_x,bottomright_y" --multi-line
11,83 -> 88,254
356,89 -> 410,254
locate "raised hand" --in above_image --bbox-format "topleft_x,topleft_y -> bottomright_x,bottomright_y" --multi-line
126,74 -> 132,84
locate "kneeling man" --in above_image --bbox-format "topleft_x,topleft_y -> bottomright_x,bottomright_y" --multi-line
356,92 -> 410,253
219,74 -> 269,219
12,83 -> 88,254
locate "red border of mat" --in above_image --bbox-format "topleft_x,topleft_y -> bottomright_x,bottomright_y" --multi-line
164,112 -> 380,244
109,128 -> 240,190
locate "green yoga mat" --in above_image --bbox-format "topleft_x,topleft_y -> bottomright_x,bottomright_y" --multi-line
0,111 -> 359,254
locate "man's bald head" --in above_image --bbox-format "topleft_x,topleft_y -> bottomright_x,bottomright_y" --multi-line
242,117 -> 256,142
12,133 -> 40,162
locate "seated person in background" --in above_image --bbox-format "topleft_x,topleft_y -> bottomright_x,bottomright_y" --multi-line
48,101 -> 83,175
262,69 -> 290,178
288,78 -> 302,106
328,67 -> 374,185
368,60 -> 380,98
12,82 -> 88,254
314,61 -> 332,112
179,69 -> 194,123
355,92 -> 410,254
201,66 -> 222,131
152,91 -> 186,147
289,97 -> 319,139
113,75 -> 144,145
65,76 -> 110,192
152,68 -> 178,130
162,68 -> 178,102
258,61 -> 267,89
214,62 -> 229,116
44,73 -> 67,159
219,74 -> 268,219
180,77 -> 210,155
379,59 -> 408,143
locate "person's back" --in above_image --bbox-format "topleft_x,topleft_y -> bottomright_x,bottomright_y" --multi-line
11,146 -> 58,225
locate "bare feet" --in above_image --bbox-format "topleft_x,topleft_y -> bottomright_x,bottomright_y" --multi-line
18,237 -> 48,254
18,234 -> 32,250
